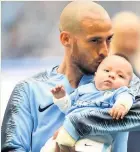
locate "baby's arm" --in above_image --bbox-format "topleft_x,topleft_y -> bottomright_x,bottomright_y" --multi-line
51,85 -> 71,113
109,92 -> 133,120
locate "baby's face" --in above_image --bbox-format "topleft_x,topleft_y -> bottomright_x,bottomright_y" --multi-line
94,55 -> 133,90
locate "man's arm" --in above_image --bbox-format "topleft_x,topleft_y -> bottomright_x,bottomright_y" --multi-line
1,81 -> 33,152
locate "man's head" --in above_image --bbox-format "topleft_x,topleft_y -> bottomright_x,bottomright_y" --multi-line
111,11 -> 140,56
59,1 -> 113,75
94,55 -> 133,90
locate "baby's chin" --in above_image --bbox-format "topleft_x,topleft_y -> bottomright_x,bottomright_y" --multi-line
95,80 -> 130,90
97,84 -> 129,91
96,83 -> 115,90
97,85 -> 113,91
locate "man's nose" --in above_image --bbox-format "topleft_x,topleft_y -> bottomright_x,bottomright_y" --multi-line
99,42 -> 109,58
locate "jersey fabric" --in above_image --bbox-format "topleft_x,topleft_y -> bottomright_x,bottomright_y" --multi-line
1,66 -> 140,152
1,66 -> 92,152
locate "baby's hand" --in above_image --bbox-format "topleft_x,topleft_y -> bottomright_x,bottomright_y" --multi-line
51,85 -> 66,99
109,104 -> 128,120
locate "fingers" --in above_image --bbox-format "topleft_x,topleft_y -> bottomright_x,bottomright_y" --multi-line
55,143 -> 75,152
120,111 -> 126,119
59,144 -> 75,152
51,85 -> 64,94
53,130 -> 59,140
53,127 -> 62,140
109,108 -> 116,119
114,110 -> 124,120
55,142 -> 60,152
61,86 -> 65,93
109,105 -> 127,120
112,108 -> 120,119
51,85 -> 62,93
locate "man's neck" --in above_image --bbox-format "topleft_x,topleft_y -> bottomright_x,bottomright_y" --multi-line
57,60 -> 83,88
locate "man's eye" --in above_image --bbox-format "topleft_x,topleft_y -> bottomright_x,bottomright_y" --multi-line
92,39 -> 101,43
107,37 -> 113,43
92,39 -> 98,43
104,69 -> 109,72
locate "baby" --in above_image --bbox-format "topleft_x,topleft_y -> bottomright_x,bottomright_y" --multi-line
42,55 -> 134,151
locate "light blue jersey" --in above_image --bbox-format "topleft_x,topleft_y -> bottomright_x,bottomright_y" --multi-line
67,82 -> 132,114
63,83 -> 134,142
1,66 -> 93,152
1,66 -> 139,152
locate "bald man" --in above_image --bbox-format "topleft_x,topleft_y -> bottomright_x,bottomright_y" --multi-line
111,11 -> 140,77
1,2 -> 139,152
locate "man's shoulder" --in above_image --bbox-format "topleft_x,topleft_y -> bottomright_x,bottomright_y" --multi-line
25,66 -> 59,83
31,70 -> 49,82
15,67 -> 58,91
16,70 -> 50,88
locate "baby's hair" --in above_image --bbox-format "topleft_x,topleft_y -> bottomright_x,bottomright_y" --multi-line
114,53 -> 133,84
114,53 -> 130,63
114,52 -> 133,71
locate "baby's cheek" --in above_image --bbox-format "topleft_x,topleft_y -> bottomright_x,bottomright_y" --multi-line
114,82 -> 123,89
116,80 -> 128,88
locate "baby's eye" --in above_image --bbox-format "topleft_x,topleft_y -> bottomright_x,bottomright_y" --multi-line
104,69 -> 109,72
119,74 -> 124,78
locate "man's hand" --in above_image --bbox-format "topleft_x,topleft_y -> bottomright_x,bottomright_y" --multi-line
55,143 -> 75,152
109,104 -> 128,120
51,85 -> 66,99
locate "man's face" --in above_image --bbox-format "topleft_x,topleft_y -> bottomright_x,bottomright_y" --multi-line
94,56 -> 133,90
71,17 -> 113,75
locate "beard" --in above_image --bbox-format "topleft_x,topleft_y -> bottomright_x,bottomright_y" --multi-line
78,63 -> 96,75
71,41 -> 100,75
71,55 -> 97,75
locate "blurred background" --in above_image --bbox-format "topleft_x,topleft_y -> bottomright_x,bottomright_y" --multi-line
1,1 -> 140,151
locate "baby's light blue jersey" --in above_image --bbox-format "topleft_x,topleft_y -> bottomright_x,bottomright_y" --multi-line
67,82 -> 132,114
62,83 -> 135,151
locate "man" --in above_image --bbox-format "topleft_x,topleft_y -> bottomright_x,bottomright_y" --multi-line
1,1 -> 139,152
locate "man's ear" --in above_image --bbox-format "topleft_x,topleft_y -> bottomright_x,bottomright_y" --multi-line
60,31 -> 71,47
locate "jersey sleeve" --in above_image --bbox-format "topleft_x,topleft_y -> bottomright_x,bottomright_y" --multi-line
53,94 -> 72,113
1,81 -> 33,152
114,88 -> 134,111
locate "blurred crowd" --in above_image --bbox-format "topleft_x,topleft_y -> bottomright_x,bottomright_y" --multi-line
1,1 -> 140,60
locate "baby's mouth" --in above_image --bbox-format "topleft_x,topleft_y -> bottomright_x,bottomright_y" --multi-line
104,80 -> 112,84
